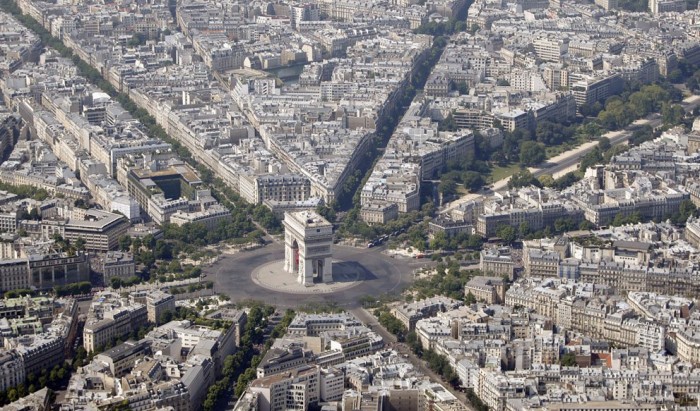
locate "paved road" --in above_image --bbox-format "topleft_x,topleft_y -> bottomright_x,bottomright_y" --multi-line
350,307 -> 475,410
538,114 -> 661,179
351,307 -> 397,343
546,95 -> 700,179
203,244 -> 433,309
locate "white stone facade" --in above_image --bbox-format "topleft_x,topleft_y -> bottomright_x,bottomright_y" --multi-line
283,211 -> 333,285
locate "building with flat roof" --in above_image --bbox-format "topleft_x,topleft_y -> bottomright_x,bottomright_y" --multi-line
170,203 -> 231,230
429,217 -> 473,238
94,340 -> 150,377
249,365 -> 321,411
127,160 -> 204,224
64,209 -> 129,251
257,345 -> 315,378
146,290 -> 176,324
287,312 -> 363,337
145,319 -> 237,375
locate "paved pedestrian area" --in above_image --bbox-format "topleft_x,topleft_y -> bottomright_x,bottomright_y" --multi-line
251,260 -> 363,294
203,243 -> 434,308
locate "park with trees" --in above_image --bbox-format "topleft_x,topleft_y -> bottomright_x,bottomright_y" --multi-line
434,75 -> 688,209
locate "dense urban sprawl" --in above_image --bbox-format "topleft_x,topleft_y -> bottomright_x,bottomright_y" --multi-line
1,0 -> 700,409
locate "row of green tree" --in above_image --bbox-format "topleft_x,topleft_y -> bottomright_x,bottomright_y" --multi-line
168,281 -> 213,295
0,0 -> 282,244
596,86 -> 683,131
506,136 -> 626,195
3,289 -> 35,298
0,362 -> 70,406
339,202 -> 434,243
436,120 -> 587,198
115,234 -> 209,286
412,262 -> 482,300
668,58 -> 700,90
494,216 -> 593,244
118,233 -> 207,282
406,331 -> 460,387
374,308 -> 408,341
209,180 -> 282,235
0,182 -> 49,201
475,119 -> 589,170
161,218 -> 258,248
109,276 -> 144,289
153,264 -> 202,284
429,230 -> 485,252
203,305 -> 295,411
466,389 -> 490,411
437,156 -> 490,199
53,282 -> 92,297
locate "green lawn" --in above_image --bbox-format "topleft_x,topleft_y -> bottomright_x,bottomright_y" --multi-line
546,135 -> 590,159
456,184 -> 469,195
546,145 -> 568,158
487,135 -> 591,183
490,163 -> 523,182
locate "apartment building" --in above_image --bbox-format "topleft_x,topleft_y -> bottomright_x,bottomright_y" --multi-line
94,340 -> 150,377
465,276 -> 507,304
92,251 -> 135,283
249,365 -> 321,411
146,290 -> 176,324
83,293 -> 147,352
0,351 -> 24,392
287,313 -> 363,337
391,297 -> 463,330
480,248 -> 515,278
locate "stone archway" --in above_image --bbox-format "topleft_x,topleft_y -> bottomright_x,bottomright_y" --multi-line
283,211 -> 334,285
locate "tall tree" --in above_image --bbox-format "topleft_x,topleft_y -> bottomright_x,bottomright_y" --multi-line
519,141 -> 546,166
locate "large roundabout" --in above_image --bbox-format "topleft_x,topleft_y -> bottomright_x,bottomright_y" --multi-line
203,243 -> 432,309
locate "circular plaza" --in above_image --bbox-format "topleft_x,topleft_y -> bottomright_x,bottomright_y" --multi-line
251,259 -> 363,294
203,243 -> 431,308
